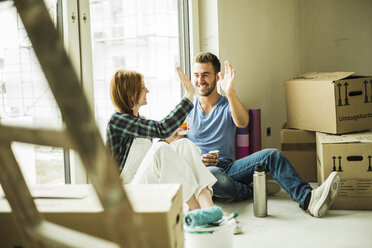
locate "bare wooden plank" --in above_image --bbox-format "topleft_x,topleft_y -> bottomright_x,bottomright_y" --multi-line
13,0 -> 149,247
0,125 -> 74,149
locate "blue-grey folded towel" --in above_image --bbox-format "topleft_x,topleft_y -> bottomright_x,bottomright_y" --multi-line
184,206 -> 223,227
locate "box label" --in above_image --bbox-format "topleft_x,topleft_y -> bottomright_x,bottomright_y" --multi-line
338,178 -> 372,198
338,112 -> 372,122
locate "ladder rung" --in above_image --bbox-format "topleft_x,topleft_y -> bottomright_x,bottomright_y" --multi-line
29,221 -> 120,248
0,124 -> 74,149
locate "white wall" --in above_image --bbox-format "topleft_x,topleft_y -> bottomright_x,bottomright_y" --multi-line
195,0 -> 302,149
194,0 -> 372,149
301,0 -> 372,75
198,0 -> 219,54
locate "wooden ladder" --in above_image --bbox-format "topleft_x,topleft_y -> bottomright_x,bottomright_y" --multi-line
0,0 -> 148,247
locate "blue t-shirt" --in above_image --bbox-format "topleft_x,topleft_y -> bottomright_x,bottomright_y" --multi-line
187,95 -> 236,162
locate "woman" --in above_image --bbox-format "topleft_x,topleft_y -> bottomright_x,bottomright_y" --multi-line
106,68 -> 217,210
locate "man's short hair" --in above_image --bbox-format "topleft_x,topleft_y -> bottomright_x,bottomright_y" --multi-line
194,52 -> 221,74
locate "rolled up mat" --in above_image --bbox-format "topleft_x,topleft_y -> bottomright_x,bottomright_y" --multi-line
236,133 -> 249,159
236,110 -> 250,159
184,206 -> 224,227
249,109 -> 261,154
236,146 -> 250,159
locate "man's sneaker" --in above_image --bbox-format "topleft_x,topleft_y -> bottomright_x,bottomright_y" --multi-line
248,180 -> 281,196
267,180 -> 281,196
307,171 -> 340,218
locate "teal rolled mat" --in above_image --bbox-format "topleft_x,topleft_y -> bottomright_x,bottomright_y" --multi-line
184,206 -> 223,227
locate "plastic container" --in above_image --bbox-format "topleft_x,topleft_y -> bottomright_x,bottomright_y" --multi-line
184,219 -> 235,248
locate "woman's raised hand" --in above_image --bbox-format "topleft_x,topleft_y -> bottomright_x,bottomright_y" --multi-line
177,67 -> 195,101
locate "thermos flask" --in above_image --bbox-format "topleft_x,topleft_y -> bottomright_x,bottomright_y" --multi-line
253,164 -> 267,217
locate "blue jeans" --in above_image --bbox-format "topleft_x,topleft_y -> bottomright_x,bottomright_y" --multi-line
209,148 -> 312,210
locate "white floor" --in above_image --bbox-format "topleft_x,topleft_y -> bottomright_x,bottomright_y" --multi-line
217,184 -> 372,248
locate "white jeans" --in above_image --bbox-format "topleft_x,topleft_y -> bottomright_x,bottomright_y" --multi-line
130,138 -> 217,203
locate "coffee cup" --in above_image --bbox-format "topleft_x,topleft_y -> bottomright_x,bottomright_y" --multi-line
208,150 -> 219,160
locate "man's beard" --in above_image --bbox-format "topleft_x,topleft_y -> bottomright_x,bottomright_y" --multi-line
199,78 -> 216,97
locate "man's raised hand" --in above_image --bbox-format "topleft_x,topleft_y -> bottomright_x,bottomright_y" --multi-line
219,60 -> 236,96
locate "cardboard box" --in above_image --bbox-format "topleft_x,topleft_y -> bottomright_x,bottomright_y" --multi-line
0,184 -> 184,248
281,123 -> 317,182
316,131 -> 372,210
285,72 -> 372,134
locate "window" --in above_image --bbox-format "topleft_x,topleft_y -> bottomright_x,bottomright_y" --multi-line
0,0 -> 64,185
89,0 -> 187,138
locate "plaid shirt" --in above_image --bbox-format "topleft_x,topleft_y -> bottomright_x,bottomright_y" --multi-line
106,97 -> 193,172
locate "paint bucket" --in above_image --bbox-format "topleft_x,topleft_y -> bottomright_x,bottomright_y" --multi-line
184,219 -> 235,248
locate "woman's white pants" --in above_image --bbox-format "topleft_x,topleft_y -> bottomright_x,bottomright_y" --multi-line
130,138 -> 217,203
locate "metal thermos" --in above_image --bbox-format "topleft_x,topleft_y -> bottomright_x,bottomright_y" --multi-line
253,164 -> 267,217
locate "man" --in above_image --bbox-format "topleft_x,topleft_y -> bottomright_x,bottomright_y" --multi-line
186,51 -> 340,217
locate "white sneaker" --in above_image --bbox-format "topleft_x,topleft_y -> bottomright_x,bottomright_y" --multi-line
307,172 -> 340,218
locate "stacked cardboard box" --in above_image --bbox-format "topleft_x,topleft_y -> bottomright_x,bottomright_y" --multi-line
281,123 -> 317,182
285,72 -> 372,134
316,132 -> 372,209
284,72 -> 372,210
